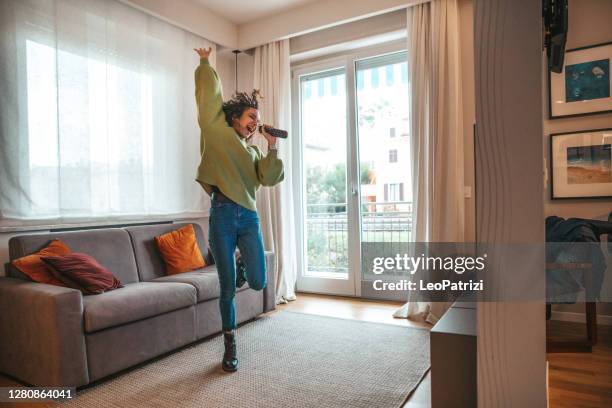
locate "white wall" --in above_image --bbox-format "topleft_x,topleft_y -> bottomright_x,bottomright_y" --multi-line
216,48 -> 237,97
120,0 -> 426,51
475,0 -> 547,404
216,47 -> 255,94
120,0 -> 425,51
459,0 -> 476,243
289,9 -> 407,58
118,0 -> 237,47
238,0 -> 425,49
0,233 -> 18,275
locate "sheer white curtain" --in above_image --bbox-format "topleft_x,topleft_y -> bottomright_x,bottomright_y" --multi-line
0,0 -> 210,226
253,40 -> 297,303
394,0 -> 465,324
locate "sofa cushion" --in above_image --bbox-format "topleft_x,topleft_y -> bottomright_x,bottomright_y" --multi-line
125,223 -> 208,282
151,266 -> 249,302
83,281 -> 196,333
9,229 -> 140,284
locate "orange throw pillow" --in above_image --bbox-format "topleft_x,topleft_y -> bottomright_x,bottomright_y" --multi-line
11,239 -> 71,286
155,225 -> 205,275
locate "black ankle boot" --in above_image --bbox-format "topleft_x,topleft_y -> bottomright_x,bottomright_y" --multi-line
222,331 -> 238,372
235,257 -> 247,288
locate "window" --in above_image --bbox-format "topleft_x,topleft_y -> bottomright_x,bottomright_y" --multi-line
299,68 -> 348,278
371,67 -> 380,88
385,65 -> 394,86
317,78 -> 325,97
384,183 -> 404,202
357,70 -> 364,90
304,81 -> 312,98
389,127 -> 396,138
389,183 -> 400,201
0,0 -> 208,224
389,149 -> 398,163
401,62 -> 408,83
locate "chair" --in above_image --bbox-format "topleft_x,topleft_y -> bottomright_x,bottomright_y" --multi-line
545,212 -> 611,353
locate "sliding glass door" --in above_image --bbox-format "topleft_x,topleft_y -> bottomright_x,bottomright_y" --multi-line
292,45 -> 410,296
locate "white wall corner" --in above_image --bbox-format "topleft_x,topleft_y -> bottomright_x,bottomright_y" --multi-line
237,0 -> 425,50
118,0 -> 238,48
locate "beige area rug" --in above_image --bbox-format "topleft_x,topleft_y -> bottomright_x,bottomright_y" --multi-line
57,311 -> 430,408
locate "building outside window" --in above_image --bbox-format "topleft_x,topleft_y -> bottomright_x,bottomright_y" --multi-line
389,149 -> 398,163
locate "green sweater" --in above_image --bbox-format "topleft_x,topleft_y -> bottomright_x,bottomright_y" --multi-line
194,58 -> 284,211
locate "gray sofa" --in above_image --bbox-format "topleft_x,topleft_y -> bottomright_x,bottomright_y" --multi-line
0,222 -> 275,387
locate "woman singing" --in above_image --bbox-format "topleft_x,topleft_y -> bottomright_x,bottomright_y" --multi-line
193,47 -> 284,372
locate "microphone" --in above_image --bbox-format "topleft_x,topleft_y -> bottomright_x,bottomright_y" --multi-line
259,124 -> 288,139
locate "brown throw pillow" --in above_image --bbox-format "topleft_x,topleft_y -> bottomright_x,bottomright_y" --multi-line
155,224 -> 206,275
41,253 -> 123,295
11,239 -> 71,286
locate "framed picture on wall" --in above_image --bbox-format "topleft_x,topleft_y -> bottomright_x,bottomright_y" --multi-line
550,128 -> 612,199
549,41 -> 612,118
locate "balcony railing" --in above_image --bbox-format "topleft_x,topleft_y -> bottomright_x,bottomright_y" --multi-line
306,201 -> 413,274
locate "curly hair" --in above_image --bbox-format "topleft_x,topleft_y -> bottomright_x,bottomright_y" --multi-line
222,89 -> 261,127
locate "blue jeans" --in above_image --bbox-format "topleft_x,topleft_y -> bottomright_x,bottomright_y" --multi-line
208,195 -> 267,331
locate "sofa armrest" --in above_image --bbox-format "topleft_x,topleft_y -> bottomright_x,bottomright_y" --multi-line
0,277 -> 89,387
263,251 -> 276,312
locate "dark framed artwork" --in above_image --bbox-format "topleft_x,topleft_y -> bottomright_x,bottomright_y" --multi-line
549,41 -> 612,119
550,129 -> 612,199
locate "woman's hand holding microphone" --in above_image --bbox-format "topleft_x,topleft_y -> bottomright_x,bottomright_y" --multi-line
259,125 -> 278,151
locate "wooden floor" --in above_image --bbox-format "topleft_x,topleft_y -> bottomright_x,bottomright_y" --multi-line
1,294 -> 610,407
546,319 -> 612,408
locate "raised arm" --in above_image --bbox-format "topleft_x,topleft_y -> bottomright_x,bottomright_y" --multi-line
194,47 -> 224,135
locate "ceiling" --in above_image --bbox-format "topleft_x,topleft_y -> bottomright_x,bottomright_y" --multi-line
192,0 -> 320,25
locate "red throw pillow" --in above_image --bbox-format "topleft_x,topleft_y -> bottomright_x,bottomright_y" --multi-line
41,253 -> 123,295
11,239 -> 71,286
